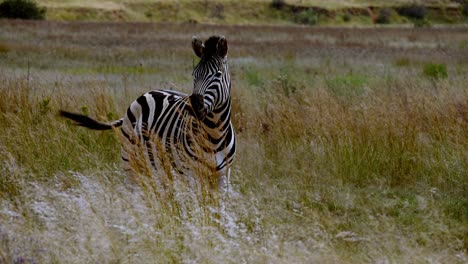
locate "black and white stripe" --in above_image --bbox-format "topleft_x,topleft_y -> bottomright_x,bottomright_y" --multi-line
60,36 -> 235,189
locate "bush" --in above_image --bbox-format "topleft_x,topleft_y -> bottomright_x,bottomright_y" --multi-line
398,4 -> 427,20
376,8 -> 392,24
270,0 -> 286,10
0,0 -> 45,20
423,63 -> 448,80
463,3 -> 468,17
342,12 -> 351,22
413,18 -> 431,28
294,8 -> 319,25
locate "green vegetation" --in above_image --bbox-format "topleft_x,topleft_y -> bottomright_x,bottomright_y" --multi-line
325,73 -> 368,99
397,4 -> 427,20
29,0 -> 468,25
0,21 -> 467,263
0,0 -> 45,19
294,8 -> 320,25
375,8 -> 393,24
423,62 -> 448,79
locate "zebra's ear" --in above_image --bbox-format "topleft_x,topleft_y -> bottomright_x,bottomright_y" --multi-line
192,36 -> 204,58
216,36 -> 228,57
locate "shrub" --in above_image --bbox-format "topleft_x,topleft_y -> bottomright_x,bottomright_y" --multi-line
0,0 -> 45,20
376,8 -> 392,24
342,12 -> 351,22
413,18 -> 431,28
398,4 -> 427,20
294,8 -> 319,25
144,10 -> 152,19
270,0 -> 286,10
463,3 -> 468,17
423,63 -> 448,80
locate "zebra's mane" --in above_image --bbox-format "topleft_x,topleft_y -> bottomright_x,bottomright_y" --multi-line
203,36 -> 222,58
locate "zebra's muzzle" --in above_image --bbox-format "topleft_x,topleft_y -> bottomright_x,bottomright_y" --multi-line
189,94 -> 207,120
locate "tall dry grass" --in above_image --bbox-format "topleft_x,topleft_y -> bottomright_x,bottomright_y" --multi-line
0,21 -> 467,263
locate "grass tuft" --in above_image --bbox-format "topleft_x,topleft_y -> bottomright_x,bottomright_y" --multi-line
423,62 -> 448,80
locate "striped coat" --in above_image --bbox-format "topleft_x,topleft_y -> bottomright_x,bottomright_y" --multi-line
60,36 -> 235,190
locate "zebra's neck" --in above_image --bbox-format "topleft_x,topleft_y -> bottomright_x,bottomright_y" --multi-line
205,96 -> 231,127
195,97 -> 231,148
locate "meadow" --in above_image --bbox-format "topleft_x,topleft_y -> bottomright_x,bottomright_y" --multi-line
0,20 -> 467,263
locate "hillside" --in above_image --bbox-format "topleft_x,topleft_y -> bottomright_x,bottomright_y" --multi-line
35,0 -> 468,25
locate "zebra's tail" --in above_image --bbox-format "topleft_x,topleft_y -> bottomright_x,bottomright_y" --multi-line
59,110 -> 123,130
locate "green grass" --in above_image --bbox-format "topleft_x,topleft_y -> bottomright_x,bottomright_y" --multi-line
423,62 -> 448,80
325,73 -> 368,99
0,21 -> 467,263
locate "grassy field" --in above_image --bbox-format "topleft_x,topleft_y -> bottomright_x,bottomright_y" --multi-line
0,20 -> 467,263
34,0 -> 468,25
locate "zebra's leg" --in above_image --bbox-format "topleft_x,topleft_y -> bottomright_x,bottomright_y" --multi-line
218,168 -> 231,219
121,145 -> 138,184
217,168 -> 231,194
119,123 -> 142,185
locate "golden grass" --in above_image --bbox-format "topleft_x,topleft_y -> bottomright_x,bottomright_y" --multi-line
36,0 -> 467,25
0,21 -> 466,263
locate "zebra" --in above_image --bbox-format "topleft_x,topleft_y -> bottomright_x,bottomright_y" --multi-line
60,35 -> 235,190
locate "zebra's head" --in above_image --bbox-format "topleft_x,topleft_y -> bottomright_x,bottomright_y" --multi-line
190,35 -> 230,121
